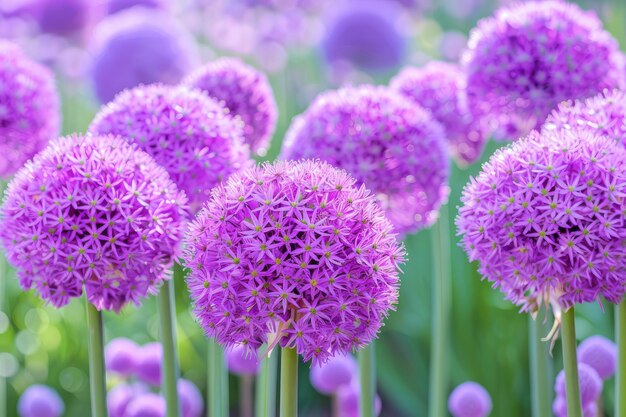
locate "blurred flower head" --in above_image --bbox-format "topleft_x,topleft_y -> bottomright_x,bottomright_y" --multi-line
21,0 -> 103,38
135,342 -> 162,386
337,380 -> 382,417
448,382 -> 492,417
105,337 -> 140,376
18,385 -> 64,417
226,344 -> 259,376
107,383 -> 147,417
554,363 -> 602,408
106,0 -> 165,15
577,335 -> 617,380
310,352 -> 357,394
126,392 -> 166,417
178,379 -> 204,417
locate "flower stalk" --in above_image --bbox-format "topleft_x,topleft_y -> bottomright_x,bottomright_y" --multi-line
86,300 -> 108,417
359,344 -> 376,417
529,315 -> 552,417
255,350 -> 278,417
158,279 -> 181,417
280,347 -> 298,417
207,339 -> 226,417
616,301 -> 626,417
561,308 -> 582,417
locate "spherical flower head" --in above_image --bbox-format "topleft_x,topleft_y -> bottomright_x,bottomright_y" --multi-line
88,7 -> 199,103
0,134 -> 186,311
577,335 -> 617,380
226,344 -> 259,376
390,62 -> 487,166
126,393 -> 166,417
26,0 -> 102,37
135,342 -> 162,386
282,86 -> 448,235
310,352 -> 357,394
18,385 -> 64,417
553,395 -> 598,417
184,160 -> 405,364
105,337 -> 140,375
554,363 -> 603,407
89,84 -> 251,213
456,128 -> 626,312
107,0 -> 165,15
448,382 -> 492,417
321,0 -> 407,73
337,381 -> 382,417
462,1 -> 625,140
0,40 -> 60,179
182,58 -> 278,156
108,383 -> 147,417
178,379 -> 204,417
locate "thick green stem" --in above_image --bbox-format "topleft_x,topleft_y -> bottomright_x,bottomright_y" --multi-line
255,350 -> 278,417
158,280 -> 180,417
359,344 -> 376,417
86,301 -> 108,417
0,249 -> 7,417
529,315 -> 552,417
221,347 -> 229,417
280,347 -> 298,417
616,301 -> 626,417
207,339 -> 224,417
429,207 -> 451,417
561,308 -> 582,417
240,375 -> 253,417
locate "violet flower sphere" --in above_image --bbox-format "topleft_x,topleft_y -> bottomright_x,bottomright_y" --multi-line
337,381 -> 382,417
108,383 -> 147,417
552,396 -> 597,417
126,393 -> 166,417
390,62 -> 487,166
135,342 -> 162,386
184,160 -> 405,363
88,8 -> 199,104
554,363 -> 603,407
105,337 -> 140,375
17,385 -> 64,417
462,1 -> 624,140
226,344 -> 259,376
281,85 -> 449,236
448,382 -> 492,417
89,84 -> 250,213
578,335 -> 617,380
0,135 -> 186,311
182,58 -> 278,156
0,41 -> 60,179
28,0 -> 100,37
107,0 -> 165,15
310,352 -> 357,394
178,379 -> 204,417
456,128 -> 626,312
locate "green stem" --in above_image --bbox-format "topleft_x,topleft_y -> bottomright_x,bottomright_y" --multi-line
86,301 -> 108,417
240,375 -> 253,417
616,301 -> 626,417
255,350 -> 278,417
358,344 -> 376,417
221,346 -> 229,417
0,247 -> 7,417
529,315 -> 552,417
428,206 -> 451,417
561,308 -> 582,417
280,347 -> 298,417
158,280 -> 180,417
207,339 -> 222,417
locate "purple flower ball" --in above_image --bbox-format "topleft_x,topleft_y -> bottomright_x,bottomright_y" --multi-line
321,0 -> 407,73
0,135 -> 186,311
337,381 -> 382,417
578,335 -> 617,380
107,0 -> 165,15
108,383 -> 147,417
135,342 -> 162,386
281,85 -> 449,236
88,7 -> 199,104
126,393 -> 166,417
310,352 -> 357,394
27,0 -> 101,37
554,363 -> 603,407
0,40 -> 60,179
462,1 -> 625,140
456,128 -> 626,312
390,62 -> 487,166
178,379 -> 204,417
182,58 -> 278,156
17,385 -> 64,417
448,382 -> 492,417
184,160 -> 405,364
105,337 -> 140,376
552,396 -> 597,417
226,344 -> 259,376
89,84 -> 251,213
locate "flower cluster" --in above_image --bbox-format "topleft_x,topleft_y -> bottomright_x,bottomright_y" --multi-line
0,40 -> 60,179
462,1 -> 624,140
184,160 -> 405,363
456,128 -> 626,311
448,382 -> 492,417
18,385 -> 64,417
390,62 -> 486,166
0,135 -> 187,312
183,58 -> 278,156
553,363 -> 602,417
577,335 -> 617,380
281,85 -> 449,235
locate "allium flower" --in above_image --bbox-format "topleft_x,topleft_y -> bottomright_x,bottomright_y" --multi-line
0,135 -> 187,312
88,7 -> 199,103
178,379 -> 204,417
105,337 -> 140,375
0,40 -> 60,179
553,396 -> 598,417
108,383 -> 147,417
310,353 -> 357,394
456,129 -> 626,312
337,381 -> 382,417
447,382 -> 492,417
18,385 -> 64,417
106,0 -> 165,15
135,342 -> 162,385
281,85 -> 449,235
183,58 -> 278,156
184,160 -> 405,363
577,335 -> 617,380
462,1 -> 625,140
390,62 -> 487,166
554,363 -> 603,407
126,393 -> 166,417
27,0 -> 101,37
89,84 -> 250,212
226,344 -> 259,376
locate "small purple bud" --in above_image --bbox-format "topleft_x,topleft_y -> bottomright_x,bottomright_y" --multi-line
310,353 -> 357,394
107,383 -> 147,417
17,385 -> 64,417
178,379 -> 204,417
554,363 -> 603,407
105,337 -> 140,376
578,335 -> 617,380
448,382 -> 492,417
135,342 -> 162,386
126,393 -> 166,417
226,345 -> 259,376
337,382 -> 382,417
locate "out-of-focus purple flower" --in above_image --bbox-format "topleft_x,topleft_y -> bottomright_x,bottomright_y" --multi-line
21,0 -> 102,37
126,393 -> 166,417
438,31 -> 468,61
17,385 -> 64,417
0,135 -> 187,311
448,382 -> 492,417
184,160 -> 405,364
320,0 -> 407,73
88,7 -> 199,103
0,40 -> 60,179
456,128 -> 626,312
391,62 -> 487,166
577,335 -> 617,380
89,84 -> 250,213
226,344 -> 259,376
310,352 -> 357,394
182,57 -> 278,156
554,363 -> 603,410
106,0 -> 165,15
553,396 -> 597,417
105,337 -> 140,376
108,383 -> 147,417
178,379 -> 204,417
135,342 -> 162,386
281,85 -> 449,236
337,381 -> 382,417
462,1 -> 624,140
